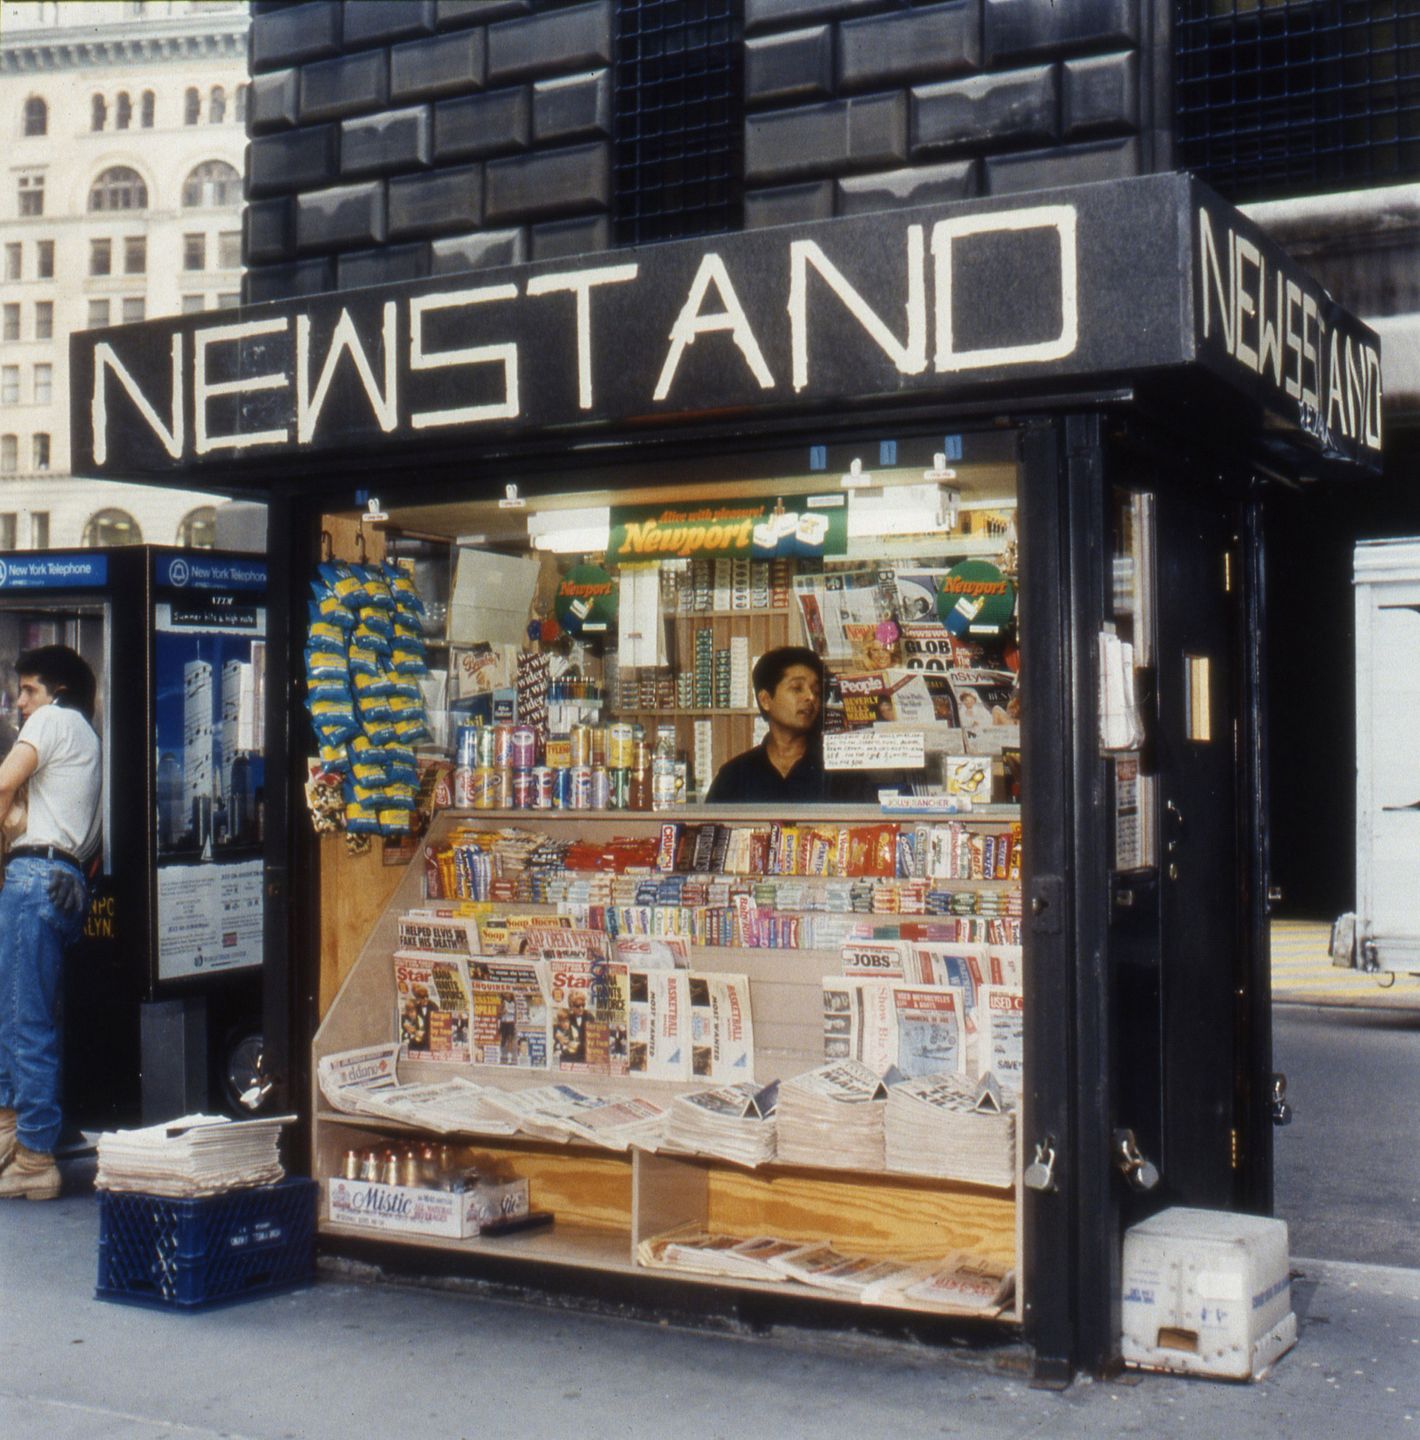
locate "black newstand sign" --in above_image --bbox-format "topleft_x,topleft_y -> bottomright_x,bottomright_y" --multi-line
70,174 -> 1381,482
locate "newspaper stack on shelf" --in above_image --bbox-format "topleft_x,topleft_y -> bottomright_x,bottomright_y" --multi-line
637,1229 -> 804,1282
96,1113 -> 295,1197
362,1078 -> 517,1136
884,1071 -> 1015,1187
861,1251 -> 1015,1315
767,1243 -> 922,1298
559,1095 -> 668,1152
664,1081 -> 778,1167
318,1043 -> 400,1118
775,1061 -> 889,1170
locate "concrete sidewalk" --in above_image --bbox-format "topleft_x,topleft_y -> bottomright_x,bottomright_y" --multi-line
2,1161 -> 1419,1440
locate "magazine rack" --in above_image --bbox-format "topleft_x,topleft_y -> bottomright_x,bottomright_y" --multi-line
311,806 -> 1024,1319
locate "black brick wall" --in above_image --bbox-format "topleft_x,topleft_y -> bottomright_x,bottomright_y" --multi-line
244,0 -> 1166,301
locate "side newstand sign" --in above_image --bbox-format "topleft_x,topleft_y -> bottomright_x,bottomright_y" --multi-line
69,175 -> 1381,479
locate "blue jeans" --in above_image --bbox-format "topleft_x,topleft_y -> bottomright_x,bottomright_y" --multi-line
0,857 -> 87,1154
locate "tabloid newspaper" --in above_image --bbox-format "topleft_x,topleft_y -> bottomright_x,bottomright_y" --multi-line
614,935 -> 691,969
628,969 -> 692,1081
544,956 -> 631,1076
861,1252 -> 1015,1315
823,978 -> 967,1078
396,910 -> 480,955
689,973 -> 754,1082
476,912 -> 574,955
475,1082 -> 607,1141
468,958 -> 550,1068
361,1077 -> 517,1135
883,1071 -> 1016,1187
515,925 -> 613,963
560,1095 -> 668,1151
665,1080 -> 777,1166
394,952 -> 471,1064
978,985 -> 1023,1090
317,1043 -> 400,1116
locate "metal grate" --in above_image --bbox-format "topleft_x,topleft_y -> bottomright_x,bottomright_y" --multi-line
613,0 -> 743,246
1176,1 -> 1420,201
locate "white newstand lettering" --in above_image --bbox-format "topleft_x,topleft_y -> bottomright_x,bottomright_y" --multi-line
86,206 -> 1081,463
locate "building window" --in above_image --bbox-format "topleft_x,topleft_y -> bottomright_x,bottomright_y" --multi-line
183,233 -> 206,271
91,93 -> 107,131
4,244 -> 19,281
23,97 -> 47,137
217,292 -> 241,310
141,90 -> 155,128
177,506 -> 217,548
217,230 -> 242,269
181,294 -> 205,314
235,83 -> 248,124
33,363 -> 51,404
0,437 -> 16,474
116,92 -> 132,130
2,304 -> 18,342
18,175 -> 44,217
89,167 -> 148,212
121,296 -> 145,324
0,514 -> 15,550
1,367 -> 18,404
34,301 -> 52,340
36,240 -> 53,278
209,86 -> 226,124
31,512 -> 50,549
184,87 -> 200,126
90,238 -> 112,276
83,509 -> 142,547
32,434 -> 49,471
183,160 -> 241,208
124,235 -> 146,274
88,298 -> 111,329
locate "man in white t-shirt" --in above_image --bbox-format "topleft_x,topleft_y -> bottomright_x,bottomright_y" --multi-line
0,646 -> 101,1200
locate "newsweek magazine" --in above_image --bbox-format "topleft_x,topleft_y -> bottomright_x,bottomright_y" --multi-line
689,973 -> 754,1082
468,958 -> 550,1068
394,952 -> 471,1064
628,969 -> 692,1081
544,956 -> 631,1076
978,985 -> 1023,1090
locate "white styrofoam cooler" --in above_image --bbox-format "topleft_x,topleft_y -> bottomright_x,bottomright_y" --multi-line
1121,1207 -> 1297,1380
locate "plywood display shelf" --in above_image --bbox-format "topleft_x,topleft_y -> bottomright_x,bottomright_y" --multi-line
312,808 -> 1024,1323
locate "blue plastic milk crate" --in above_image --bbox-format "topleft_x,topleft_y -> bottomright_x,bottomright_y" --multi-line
96,1178 -> 317,1312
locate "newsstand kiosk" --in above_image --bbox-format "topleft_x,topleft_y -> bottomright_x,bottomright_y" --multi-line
67,174 -> 1381,1378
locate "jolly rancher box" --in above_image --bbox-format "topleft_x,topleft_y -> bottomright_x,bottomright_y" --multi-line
326,1176 -> 529,1239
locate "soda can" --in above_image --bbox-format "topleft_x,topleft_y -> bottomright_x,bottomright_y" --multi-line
608,767 -> 630,810
510,724 -> 538,769
569,723 -> 593,767
570,765 -> 593,810
455,724 -> 480,770
589,726 -> 607,768
453,766 -> 476,808
512,769 -> 534,810
532,766 -> 554,809
494,767 -> 513,809
472,766 -> 497,810
608,722 -> 635,769
590,766 -> 610,810
475,724 -> 496,769
552,766 -> 573,810
492,723 -> 515,769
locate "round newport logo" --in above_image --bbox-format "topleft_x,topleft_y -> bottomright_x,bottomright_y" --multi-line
168,558 -> 190,588
0,559 -> 8,587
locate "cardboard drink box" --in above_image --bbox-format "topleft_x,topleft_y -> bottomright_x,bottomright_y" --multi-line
327,1176 -> 529,1239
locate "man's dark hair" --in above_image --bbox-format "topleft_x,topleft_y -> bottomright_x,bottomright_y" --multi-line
752,646 -> 825,717
16,645 -> 97,721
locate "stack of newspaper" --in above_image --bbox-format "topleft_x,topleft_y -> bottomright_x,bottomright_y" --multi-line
884,1072 -> 1015,1187
95,1113 -> 295,1197
638,1230 -> 804,1281
664,1081 -> 778,1166
775,1061 -> 889,1170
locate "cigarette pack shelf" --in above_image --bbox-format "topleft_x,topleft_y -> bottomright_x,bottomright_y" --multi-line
311,806 -> 1023,1320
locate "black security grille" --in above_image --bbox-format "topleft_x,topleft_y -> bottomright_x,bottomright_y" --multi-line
613,0 -> 743,245
1176,1 -> 1420,200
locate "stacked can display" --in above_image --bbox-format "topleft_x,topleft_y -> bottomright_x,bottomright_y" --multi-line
304,560 -> 431,836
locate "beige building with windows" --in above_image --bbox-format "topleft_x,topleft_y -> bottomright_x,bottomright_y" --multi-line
0,0 -> 249,550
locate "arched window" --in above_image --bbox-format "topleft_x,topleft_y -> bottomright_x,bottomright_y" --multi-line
182,160 -> 240,208
177,507 -> 217,549
234,83 -> 248,124
83,509 -> 143,547
209,86 -> 226,125
91,93 -> 107,131
23,97 -> 47,137
116,91 -> 132,130
141,90 -> 155,128
184,87 -> 200,125
89,166 -> 148,211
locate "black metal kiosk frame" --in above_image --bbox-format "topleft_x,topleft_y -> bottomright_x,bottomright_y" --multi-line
68,174 -> 1381,1377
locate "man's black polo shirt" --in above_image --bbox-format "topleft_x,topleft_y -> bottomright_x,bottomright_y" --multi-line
704,740 -> 826,804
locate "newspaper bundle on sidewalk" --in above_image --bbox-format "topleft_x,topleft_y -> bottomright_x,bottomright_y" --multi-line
884,1071 -> 1015,1187
775,1061 -> 889,1170
664,1080 -> 778,1167
95,1113 -> 295,1197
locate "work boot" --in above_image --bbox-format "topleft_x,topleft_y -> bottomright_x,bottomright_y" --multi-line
0,1108 -> 14,1172
0,1143 -> 61,1201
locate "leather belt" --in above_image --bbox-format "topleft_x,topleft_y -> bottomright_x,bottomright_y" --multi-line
5,844 -> 84,871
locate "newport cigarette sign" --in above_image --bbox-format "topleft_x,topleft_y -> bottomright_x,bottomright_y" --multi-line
69,175 -> 1381,482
